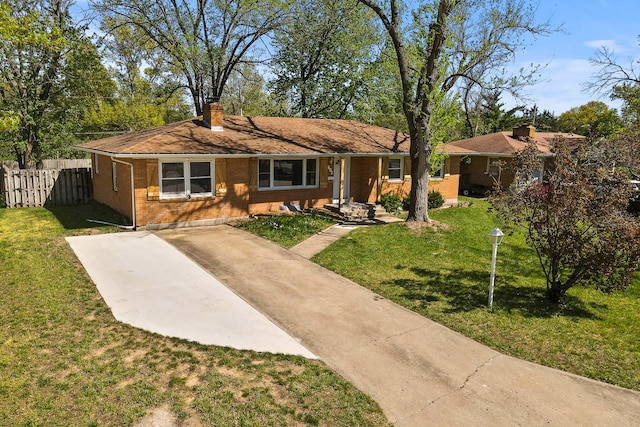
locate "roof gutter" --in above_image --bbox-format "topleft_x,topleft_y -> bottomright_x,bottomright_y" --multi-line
448,151 -> 555,158
74,146 -> 410,159
110,157 -> 136,230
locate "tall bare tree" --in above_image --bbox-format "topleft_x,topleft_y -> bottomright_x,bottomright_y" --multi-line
586,44 -> 640,96
357,0 -> 554,222
92,0 -> 286,115
587,42 -> 640,125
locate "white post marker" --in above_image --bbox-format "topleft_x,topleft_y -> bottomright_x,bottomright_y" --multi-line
488,227 -> 505,309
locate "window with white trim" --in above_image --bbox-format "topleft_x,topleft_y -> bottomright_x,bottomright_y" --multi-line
388,157 -> 403,181
258,158 -> 319,189
160,160 -> 213,198
430,166 -> 444,179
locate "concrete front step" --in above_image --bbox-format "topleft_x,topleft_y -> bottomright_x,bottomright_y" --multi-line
323,202 -> 403,223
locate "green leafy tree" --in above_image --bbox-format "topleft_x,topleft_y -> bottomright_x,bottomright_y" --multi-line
480,90 -> 523,134
528,107 -> 559,132
82,19 -> 192,134
93,0 -> 285,115
0,0 -> 110,167
557,101 -> 623,140
83,87 -> 165,133
611,84 -> 640,125
223,63 -> 272,116
357,0 -> 554,222
491,141 -> 640,303
269,0 -> 382,118
462,88 -> 522,137
351,40 -> 408,131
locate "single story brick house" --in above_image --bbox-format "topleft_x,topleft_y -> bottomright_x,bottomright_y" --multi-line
446,124 -> 585,195
75,102 -> 461,229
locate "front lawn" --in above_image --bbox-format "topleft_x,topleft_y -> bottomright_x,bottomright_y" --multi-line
312,198 -> 640,391
235,211 -> 338,248
0,203 -> 388,426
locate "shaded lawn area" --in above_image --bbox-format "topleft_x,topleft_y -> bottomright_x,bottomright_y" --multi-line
312,198 -> 640,391
0,203 -> 389,426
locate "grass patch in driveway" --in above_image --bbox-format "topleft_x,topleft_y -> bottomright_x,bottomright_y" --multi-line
312,198 -> 640,391
235,211 -> 338,248
0,203 -> 389,426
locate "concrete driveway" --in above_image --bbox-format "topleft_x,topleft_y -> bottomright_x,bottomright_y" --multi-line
66,231 -> 315,358
155,225 -> 640,427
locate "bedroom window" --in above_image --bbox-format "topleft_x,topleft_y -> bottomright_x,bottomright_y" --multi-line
388,157 -> 403,181
160,160 -> 213,198
258,158 -> 319,189
430,166 -> 444,179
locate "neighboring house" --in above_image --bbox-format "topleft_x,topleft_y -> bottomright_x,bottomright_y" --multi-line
446,124 -> 585,195
75,101 -> 461,229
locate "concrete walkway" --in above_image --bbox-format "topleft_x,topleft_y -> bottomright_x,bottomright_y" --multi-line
66,232 -> 315,358
156,225 -> 640,427
290,223 -> 358,258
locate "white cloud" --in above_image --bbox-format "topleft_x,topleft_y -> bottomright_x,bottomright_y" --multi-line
584,39 -> 622,51
502,58 -> 612,114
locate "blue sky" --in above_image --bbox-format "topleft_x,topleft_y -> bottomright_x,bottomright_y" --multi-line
506,0 -> 640,114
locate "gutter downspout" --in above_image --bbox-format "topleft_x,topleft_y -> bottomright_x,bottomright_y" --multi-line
110,157 -> 136,230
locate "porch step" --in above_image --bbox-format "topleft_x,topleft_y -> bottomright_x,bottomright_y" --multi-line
323,203 -> 403,224
324,202 -> 374,222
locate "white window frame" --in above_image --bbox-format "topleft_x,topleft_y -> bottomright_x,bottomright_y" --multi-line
258,158 -> 319,190
112,161 -> 118,191
159,160 -> 214,199
388,157 -> 403,181
430,166 -> 444,179
94,154 -> 99,175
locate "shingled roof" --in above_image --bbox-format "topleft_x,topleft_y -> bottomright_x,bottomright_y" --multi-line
75,115 -> 411,157
446,130 -> 585,156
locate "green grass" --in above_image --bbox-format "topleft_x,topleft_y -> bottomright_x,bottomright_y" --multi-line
312,198 -> 640,391
0,203 -> 389,426
235,211 -> 338,248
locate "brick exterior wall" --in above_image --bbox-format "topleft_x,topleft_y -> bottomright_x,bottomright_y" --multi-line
91,154 -> 461,228
92,154 -> 133,221
137,158 -> 250,226
349,157 -> 384,202
349,156 -> 461,204
429,155 -> 461,203
459,156 -> 515,194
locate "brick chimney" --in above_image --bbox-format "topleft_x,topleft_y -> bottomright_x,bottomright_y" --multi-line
513,123 -> 535,139
203,98 -> 224,132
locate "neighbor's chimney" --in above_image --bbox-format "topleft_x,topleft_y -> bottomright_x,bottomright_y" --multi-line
513,123 -> 535,139
203,97 -> 224,132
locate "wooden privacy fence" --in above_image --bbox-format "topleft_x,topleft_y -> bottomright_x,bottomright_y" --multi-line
1,167 -> 93,208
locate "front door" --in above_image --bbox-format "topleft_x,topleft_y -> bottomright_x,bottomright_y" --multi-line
332,157 -> 350,203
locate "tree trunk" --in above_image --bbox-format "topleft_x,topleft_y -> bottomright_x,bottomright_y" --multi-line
545,285 -> 564,304
359,0 -> 452,223
19,121 -> 38,169
407,118 -> 432,222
